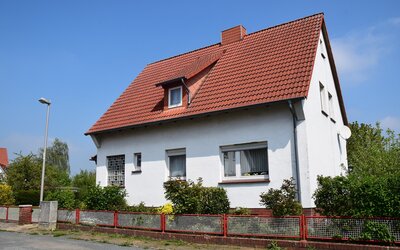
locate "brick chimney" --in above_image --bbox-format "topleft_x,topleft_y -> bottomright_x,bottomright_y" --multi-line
221,25 -> 246,45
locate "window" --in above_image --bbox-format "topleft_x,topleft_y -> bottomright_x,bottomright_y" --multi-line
107,155 -> 125,186
320,39 -> 326,59
132,153 -> 142,173
221,142 -> 268,179
319,82 -> 328,115
328,92 -> 335,122
168,86 -> 182,108
167,148 -> 186,179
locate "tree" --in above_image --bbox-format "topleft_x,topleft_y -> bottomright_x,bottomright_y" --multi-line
39,138 -> 70,174
72,170 -> 96,204
313,122 -> 400,217
6,153 -> 71,197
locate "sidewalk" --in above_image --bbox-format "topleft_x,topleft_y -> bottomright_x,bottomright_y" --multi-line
0,221 -> 38,232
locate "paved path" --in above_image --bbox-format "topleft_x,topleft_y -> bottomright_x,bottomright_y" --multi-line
0,231 -> 144,250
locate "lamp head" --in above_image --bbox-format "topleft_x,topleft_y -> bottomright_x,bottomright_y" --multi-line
38,97 -> 51,105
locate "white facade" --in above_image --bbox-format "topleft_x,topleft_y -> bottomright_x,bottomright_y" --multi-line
94,30 -> 348,209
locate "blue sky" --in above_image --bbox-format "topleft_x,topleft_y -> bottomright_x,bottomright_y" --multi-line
1,1 -> 399,175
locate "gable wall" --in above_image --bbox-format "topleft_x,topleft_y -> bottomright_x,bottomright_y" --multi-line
301,30 -> 348,207
96,104 -> 297,208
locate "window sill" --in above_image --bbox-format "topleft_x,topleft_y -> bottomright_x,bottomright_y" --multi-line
321,110 -> 328,117
131,170 -> 142,174
330,118 -> 336,123
218,179 -> 270,184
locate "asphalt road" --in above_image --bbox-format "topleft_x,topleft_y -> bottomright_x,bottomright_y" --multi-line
0,231 -> 144,250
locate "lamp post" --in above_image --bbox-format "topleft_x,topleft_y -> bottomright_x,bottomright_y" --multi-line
39,97 -> 51,202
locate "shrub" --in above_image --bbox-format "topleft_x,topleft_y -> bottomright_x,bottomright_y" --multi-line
157,202 -> 174,214
360,221 -> 395,242
164,178 -> 230,214
229,207 -> 251,215
85,185 -> 127,210
45,189 -> 75,209
0,184 -> 15,205
125,202 -> 157,213
14,190 -> 40,206
259,178 -> 302,216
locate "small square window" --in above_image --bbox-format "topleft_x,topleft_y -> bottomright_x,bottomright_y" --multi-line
328,92 -> 335,122
168,86 -> 182,108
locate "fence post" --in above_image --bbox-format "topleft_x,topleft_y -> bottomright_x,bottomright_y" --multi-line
114,211 -> 118,228
223,214 -> 228,237
161,214 -> 165,233
5,207 -> 9,222
75,208 -> 80,225
300,214 -> 306,241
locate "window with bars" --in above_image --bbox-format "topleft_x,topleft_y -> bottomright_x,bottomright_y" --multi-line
221,142 -> 268,179
107,155 -> 125,186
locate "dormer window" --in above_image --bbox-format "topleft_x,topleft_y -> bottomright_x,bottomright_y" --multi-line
168,86 -> 182,108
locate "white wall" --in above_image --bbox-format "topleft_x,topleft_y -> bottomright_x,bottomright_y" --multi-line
96,104 -> 298,208
300,30 -> 348,208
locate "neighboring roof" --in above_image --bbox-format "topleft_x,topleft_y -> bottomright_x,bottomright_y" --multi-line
0,148 -> 8,168
87,13 -> 347,135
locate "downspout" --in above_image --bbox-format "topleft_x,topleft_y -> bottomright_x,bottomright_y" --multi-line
181,78 -> 191,104
288,100 -> 302,203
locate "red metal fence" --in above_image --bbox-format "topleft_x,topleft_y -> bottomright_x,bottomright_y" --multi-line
55,209 -> 400,244
0,206 -> 19,222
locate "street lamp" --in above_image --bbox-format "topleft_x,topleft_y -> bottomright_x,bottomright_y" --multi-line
39,97 -> 51,202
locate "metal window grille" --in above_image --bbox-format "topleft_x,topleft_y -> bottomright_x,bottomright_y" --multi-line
165,215 -> 223,234
57,209 -> 76,224
228,216 -> 301,238
80,211 -> 114,226
107,155 -> 125,186
306,217 -> 400,242
118,213 -> 161,230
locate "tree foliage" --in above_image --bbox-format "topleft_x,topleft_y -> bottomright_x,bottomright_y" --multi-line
0,184 -> 15,205
85,185 -> 127,211
314,122 -> 400,217
164,178 -> 230,214
259,178 -> 303,216
72,170 -> 96,203
45,189 -> 76,209
39,138 -> 71,174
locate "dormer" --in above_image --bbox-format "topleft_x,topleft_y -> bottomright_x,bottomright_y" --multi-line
156,77 -> 189,110
155,50 -> 225,111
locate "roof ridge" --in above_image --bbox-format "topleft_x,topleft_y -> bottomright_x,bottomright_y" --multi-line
147,12 -> 324,67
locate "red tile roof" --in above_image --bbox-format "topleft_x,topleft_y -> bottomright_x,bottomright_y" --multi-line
87,13 -> 347,135
0,148 -> 8,168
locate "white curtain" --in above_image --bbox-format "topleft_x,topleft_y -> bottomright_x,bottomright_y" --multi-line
240,148 -> 268,175
170,155 -> 186,177
224,151 -> 236,177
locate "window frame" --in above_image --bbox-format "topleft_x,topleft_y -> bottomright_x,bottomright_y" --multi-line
106,154 -> 125,187
220,142 -> 269,181
132,152 -> 142,174
166,148 -> 186,180
168,86 -> 183,108
328,92 -> 336,122
319,82 -> 328,116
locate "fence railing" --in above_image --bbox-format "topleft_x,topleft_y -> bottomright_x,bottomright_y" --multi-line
0,206 -> 20,222
55,209 -> 400,244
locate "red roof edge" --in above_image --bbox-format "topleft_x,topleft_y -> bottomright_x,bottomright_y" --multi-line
0,148 -> 9,167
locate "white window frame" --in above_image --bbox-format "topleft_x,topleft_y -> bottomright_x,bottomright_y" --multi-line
133,152 -> 142,172
168,86 -> 183,108
319,82 -> 328,116
328,92 -> 335,122
220,142 -> 269,181
107,154 -> 125,187
166,148 -> 186,180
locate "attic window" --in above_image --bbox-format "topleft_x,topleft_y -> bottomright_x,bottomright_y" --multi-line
168,86 -> 182,108
320,39 -> 326,59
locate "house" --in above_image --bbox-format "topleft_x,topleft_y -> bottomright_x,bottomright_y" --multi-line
86,13 -> 349,209
0,148 -> 8,181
